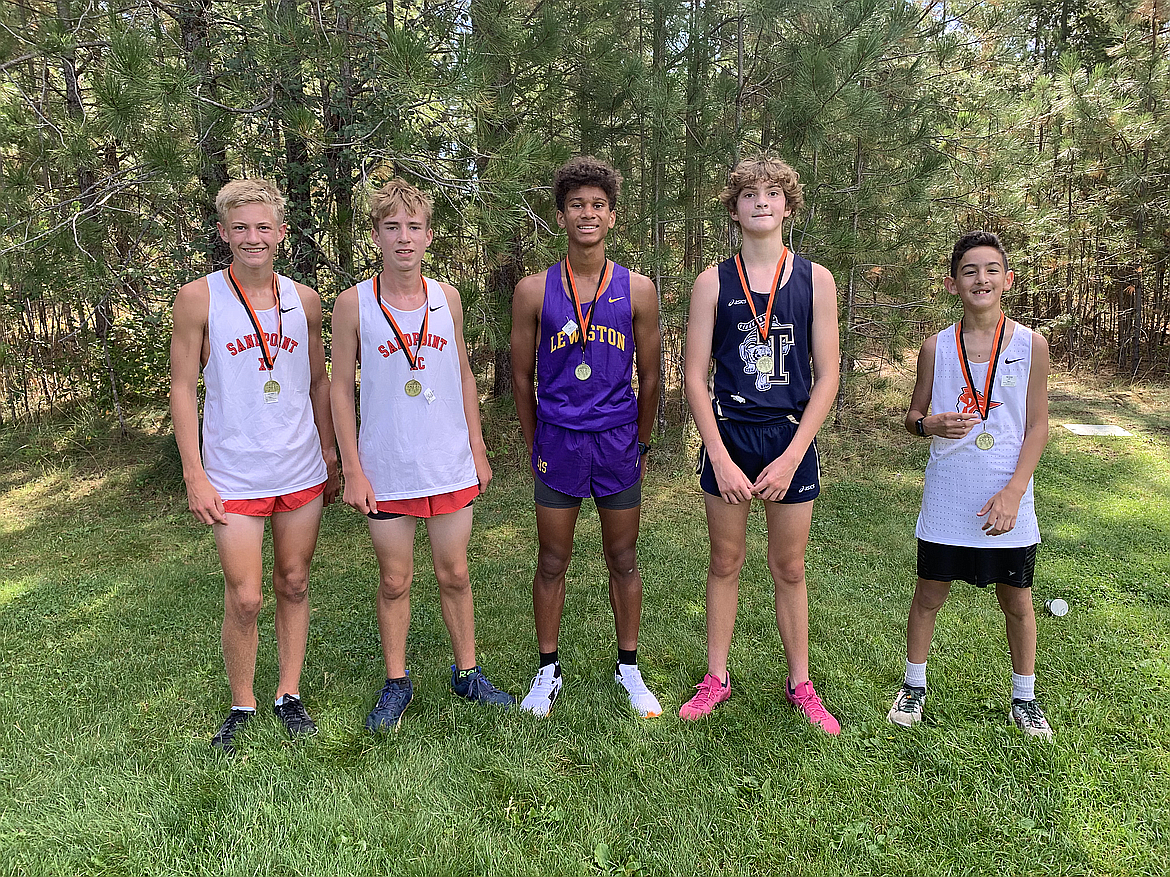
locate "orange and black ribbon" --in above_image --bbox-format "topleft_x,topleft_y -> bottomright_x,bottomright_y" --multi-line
734,247 -> 789,342
564,259 -> 613,358
227,266 -> 281,371
954,313 -> 1006,423
374,273 -> 428,371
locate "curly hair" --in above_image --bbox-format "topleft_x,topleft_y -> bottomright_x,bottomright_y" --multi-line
950,231 -> 1008,278
553,156 -> 622,212
718,155 -> 804,217
215,178 -> 286,225
368,178 -> 433,228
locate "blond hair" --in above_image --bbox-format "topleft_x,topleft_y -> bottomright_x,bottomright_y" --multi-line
215,178 -> 286,225
718,155 -> 805,216
368,178 -> 433,227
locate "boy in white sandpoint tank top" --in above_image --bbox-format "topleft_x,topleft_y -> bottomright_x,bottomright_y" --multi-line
331,179 -> 514,732
170,179 -> 339,757
888,231 -> 1054,738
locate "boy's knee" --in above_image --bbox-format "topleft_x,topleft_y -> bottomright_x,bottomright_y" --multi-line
709,547 -> 746,581
768,556 -> 805,589
377,574 -> 411,602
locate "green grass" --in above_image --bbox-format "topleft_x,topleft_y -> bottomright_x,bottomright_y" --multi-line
1,375 -> 1168,877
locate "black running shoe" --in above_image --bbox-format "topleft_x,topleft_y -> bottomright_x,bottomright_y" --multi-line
210,708 -> 255,756
451,665 -> 516,706
274,695 -> 319,737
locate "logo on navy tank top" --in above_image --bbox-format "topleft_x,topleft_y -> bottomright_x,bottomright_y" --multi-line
736,318 -> 795,391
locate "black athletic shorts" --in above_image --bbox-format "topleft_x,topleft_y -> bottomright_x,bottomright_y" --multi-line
917,539 -> 1038,589
534,475 -> 642,511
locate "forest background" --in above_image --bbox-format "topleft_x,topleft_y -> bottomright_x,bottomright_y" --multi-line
2,0 -> 1169,428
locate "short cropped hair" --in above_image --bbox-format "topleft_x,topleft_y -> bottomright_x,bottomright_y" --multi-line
718,155 -> 805,216
215,178 -> 286,225
554,156 -> 622,212
368,178 -> 433,228
950,231 -> 1009,279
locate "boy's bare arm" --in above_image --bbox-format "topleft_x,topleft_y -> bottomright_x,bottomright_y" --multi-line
630,272 -> 662,453
300,283 -> 340,505
906,333 -> 978,440
328,287 -> 376,514
170,279 -> 226,525
446,282 -> 492,491
683,267 -> 753,503
510,273 -> 543,458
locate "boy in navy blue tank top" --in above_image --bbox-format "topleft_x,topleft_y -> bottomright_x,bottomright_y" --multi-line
511,157 -> 663,718
679,156 -> 842,733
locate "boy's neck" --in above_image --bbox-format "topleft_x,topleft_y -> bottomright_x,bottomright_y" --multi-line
228,261 -> 277,299
961,307 -> 1006,333
566,241 -> 608,278
378,264 -> 425,301
738,229 -> 788,266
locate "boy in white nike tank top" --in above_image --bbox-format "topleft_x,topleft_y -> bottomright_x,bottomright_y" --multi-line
331,179 -> 513,732
888,231 -> 1054,738
170,179 -> 340,756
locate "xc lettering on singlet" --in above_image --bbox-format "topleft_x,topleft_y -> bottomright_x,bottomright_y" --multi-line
737,320 -> 795,391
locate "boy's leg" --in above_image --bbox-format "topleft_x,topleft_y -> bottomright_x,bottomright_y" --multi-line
703,493 -> 751,681
368,514 -> 420,679
533,504 -> 581,652
214,514 -> 267,710
762,499 -> 815,684
424,505 -> 477,671
597,504 -> 643,651
995,583 -> 1037,676
906,578 -> 952,664
269,495 -> 324,700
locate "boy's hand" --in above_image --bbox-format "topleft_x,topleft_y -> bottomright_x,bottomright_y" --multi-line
342,470 -> 379,516
712,455 -> 754,504
978,486 -> 1023,536
929,412 -> 980,439
185,474 -> 228,526
751,454 -> 798,503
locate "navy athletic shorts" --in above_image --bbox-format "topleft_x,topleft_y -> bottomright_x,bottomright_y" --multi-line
698,418 -> 820,502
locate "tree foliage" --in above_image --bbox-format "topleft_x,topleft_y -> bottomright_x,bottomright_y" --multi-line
2,0 -> 1169,427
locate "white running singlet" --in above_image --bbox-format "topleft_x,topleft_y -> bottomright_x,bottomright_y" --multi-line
356,276 -> 477,500
201,270 -> 327,499
916,321 -> 1041,548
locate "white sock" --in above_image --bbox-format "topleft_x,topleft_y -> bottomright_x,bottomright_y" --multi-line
1012,673 -> 1035,702
275,694 -> 300,707
231,705 -> 256,713
904,660 -> 927,689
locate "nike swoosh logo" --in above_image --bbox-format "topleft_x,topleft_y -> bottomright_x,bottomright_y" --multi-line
429,305 -> 443,311
1005,357 -> 1023,364
608,296 -> 626,303
279,306 -> 297,313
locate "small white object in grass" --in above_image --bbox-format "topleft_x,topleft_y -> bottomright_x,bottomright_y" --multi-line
1063,424 -> 1132,436
1045,598 -> 1069,617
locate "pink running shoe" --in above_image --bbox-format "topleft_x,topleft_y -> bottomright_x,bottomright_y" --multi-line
679,672 -> 731,720
786,678 -> 840,735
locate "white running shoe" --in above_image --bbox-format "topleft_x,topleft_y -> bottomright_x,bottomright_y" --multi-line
520,663 -> 562,717
615,663 -> 662,718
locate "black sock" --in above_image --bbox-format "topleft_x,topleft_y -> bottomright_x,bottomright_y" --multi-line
539,650 -> 559,668
618,648 -> 637,666
389,675 -> 408,685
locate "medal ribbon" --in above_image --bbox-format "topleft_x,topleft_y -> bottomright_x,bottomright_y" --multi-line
374,273 -> 429,371
564,258 -> 613,358
227,266 -> 281,371
734,247 -> 789,342
954,314 -> 1006,423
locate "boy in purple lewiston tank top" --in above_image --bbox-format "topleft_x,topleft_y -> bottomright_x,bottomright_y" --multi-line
679,155 -> 843,733
510,156 -> 663,718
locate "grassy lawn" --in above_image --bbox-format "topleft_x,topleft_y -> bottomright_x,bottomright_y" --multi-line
0,372 -> 1167,876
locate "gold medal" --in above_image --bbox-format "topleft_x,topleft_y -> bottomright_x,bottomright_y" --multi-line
575,362 -> 591,381
263,379 -> 280,395
405,379 -> 423,397
756,355 -> 774,375
975,430 -> 995,450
